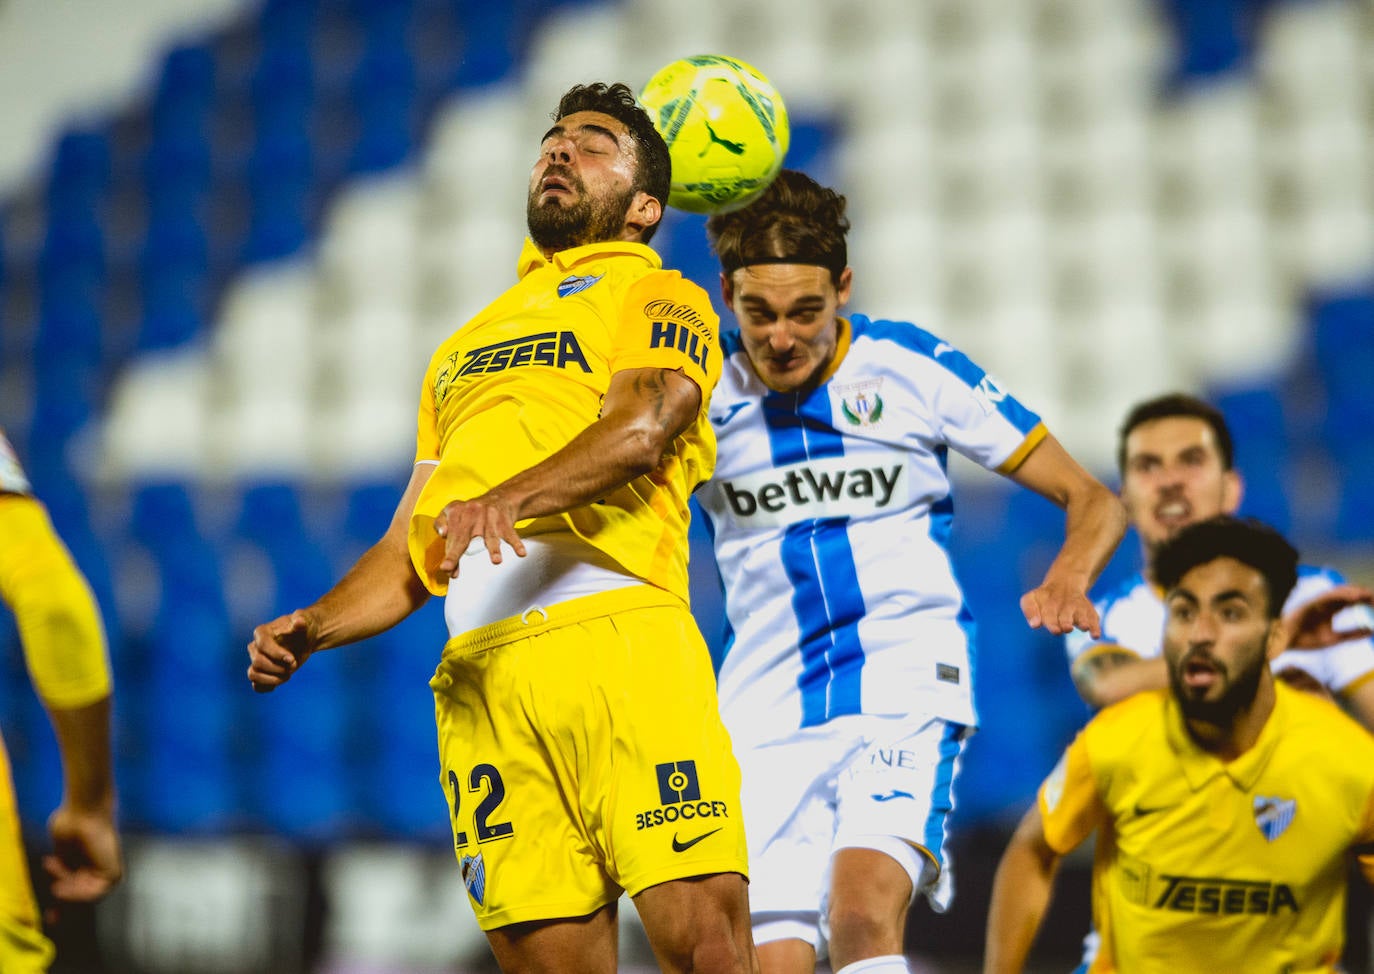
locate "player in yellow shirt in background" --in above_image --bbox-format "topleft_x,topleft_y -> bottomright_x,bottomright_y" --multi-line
0,430 -> 122,973
984,515 -> 1374,973
247,82 -> 756,974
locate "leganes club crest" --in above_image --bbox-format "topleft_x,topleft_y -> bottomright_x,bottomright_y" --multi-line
835,378 -> 884,427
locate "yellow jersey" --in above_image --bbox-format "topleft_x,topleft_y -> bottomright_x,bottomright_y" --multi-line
408,239 -> 721,605
1039,683 -> 1374,973
0,429 -> 111,709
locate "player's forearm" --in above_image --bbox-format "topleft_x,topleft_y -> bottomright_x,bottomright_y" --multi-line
1045,481 -> 1127,592
494,368 -> 697,521
1074,655 -> 1168,709
495,419 -> 669,521
304,535 -> 431,652
48,695 -> 115,814
983,835 -> 1059,974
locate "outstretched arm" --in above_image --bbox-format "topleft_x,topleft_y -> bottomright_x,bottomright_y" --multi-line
248,463 -> 434,691
1281,584 -> 1374,651
0,494 -> 122,909
432,366 -> 701,576
1004,433 -> 1128,637
984,804 -> 1063,974
45,697 -> 121,907
1070,648 -> 1168,709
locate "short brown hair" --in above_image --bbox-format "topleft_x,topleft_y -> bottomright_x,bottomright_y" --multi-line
1118,393 -> 1235,475
554,82 -> 671,241
705,169 -> 850,285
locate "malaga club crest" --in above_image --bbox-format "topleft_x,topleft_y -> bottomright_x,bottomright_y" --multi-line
835,378 -> 885,428
1253,796 -> 1296,842
460,851 -> 487,904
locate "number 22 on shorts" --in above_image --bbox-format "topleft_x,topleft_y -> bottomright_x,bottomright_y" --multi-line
447,763 -> 515,849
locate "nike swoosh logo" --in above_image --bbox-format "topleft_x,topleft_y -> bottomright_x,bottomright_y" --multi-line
872,790 -> 916,803
711,403 -> 747,427
672,828 -> 722,852
1133,803 -> 1176,817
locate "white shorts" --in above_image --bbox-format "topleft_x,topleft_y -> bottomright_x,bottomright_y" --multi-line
736,714 -> 969,949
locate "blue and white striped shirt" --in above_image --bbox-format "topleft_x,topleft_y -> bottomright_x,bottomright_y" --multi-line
696,315 -> 1045,745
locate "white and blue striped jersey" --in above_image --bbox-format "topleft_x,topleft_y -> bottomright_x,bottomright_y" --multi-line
1065,566 -> 1374,696
695,315 -> 1046,745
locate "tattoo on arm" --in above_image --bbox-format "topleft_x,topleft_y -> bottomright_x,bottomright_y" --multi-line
1071,648 -> 1136,699
631,368 -> 672,431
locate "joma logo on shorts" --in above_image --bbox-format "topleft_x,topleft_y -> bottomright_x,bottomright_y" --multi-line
456,331 -> 591,377
1154,876 -> 1299,915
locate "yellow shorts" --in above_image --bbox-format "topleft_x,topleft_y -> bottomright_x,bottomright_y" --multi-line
430,586 -> 748,930
0,733 -> 55,973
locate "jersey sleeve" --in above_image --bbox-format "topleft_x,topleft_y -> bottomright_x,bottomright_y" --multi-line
1038,730 -> 1106,854
610,271 -> 721,401
1287,568 -> 1374,694
918,338 -> 1045,473
413,348 -> 443,464
0,429 -> 33,494
1356,784 -> 1374,887
0,496 -> 112,708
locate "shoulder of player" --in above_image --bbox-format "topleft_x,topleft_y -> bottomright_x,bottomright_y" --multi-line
1096,571 -> 1152,615
846,316 -> 958,369
1078,689 -> 1168,755
1279,681 -> 1374,747
1283,563 -> 1346,609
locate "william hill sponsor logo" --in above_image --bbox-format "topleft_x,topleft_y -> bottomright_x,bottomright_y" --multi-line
711,455 -> 907,527
645,299 -> 711,371
1153,875 -> 1299,916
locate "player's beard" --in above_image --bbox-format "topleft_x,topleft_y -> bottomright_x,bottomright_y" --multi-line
527,169 -> 636,252
1168,637 -> 1268,728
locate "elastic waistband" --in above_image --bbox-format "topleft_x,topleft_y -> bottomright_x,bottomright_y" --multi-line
441,584 -> 683,659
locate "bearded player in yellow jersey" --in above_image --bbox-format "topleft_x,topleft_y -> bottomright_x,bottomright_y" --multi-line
248,83 -> 756,974
985,516 -> 1374,973
0,430 -> 122,973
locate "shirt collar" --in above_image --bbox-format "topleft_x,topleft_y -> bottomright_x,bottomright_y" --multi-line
1165,681 -> 1286,793
810,316 -> 852,388
517,238 -> 661,278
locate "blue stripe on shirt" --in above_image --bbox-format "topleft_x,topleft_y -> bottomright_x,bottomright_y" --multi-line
765,384 -> 866,725
781,520 -> 868,725
921,721 -> 966,867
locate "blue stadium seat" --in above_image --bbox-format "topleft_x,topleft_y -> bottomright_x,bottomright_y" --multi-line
1212,386 -> 1292,531
142,120 -> 215,197
1155,0 -> 1256,85
450,1 -> 524,88
240,184 -> 311,263
342,480 -> 403,545
130,481 -> 201,550
44,130 -> 112,211
154,43 -> 219,113
1311,290 -> 1374,431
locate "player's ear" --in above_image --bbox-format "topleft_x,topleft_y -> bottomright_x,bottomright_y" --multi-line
720,271 -> 735,308
1265,616 -> 1288,661
624,191 -> 662,241
835,266 -> 854,307
1223,469 -> 1243,515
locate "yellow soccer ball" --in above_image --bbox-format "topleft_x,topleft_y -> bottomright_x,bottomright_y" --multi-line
639,55 -> 790,214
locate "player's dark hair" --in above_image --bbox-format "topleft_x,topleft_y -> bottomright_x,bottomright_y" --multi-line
554,82 -> 671,242
1117,393 -> 1235,474
705,169 -> 849,286
1154,516 -> 1298,619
